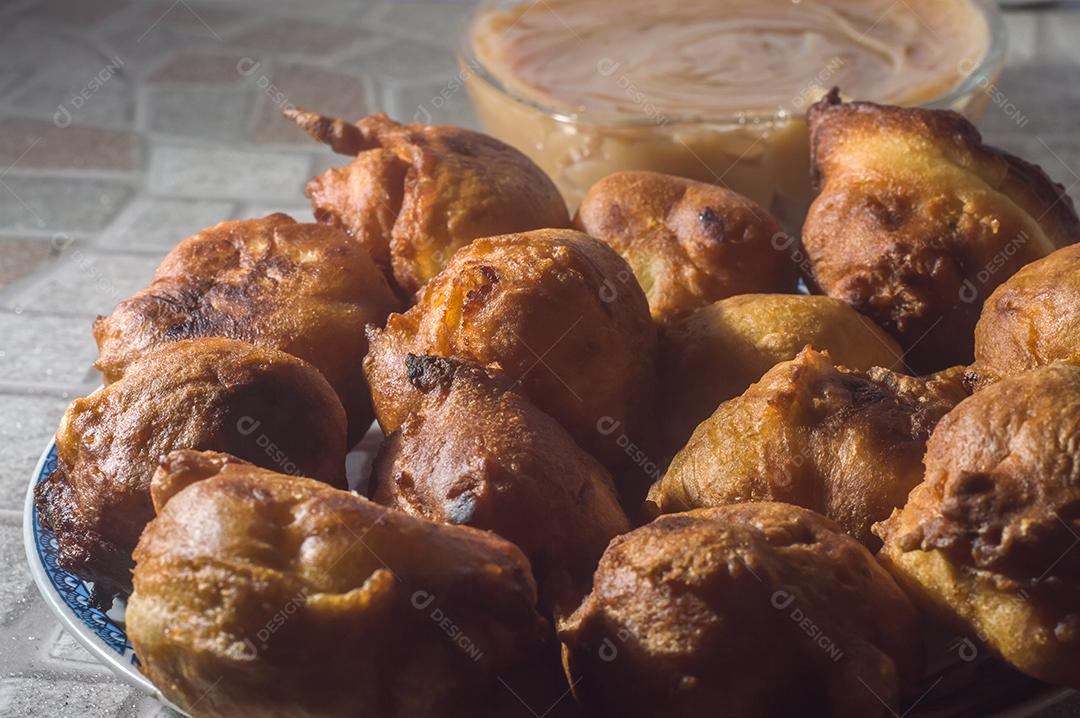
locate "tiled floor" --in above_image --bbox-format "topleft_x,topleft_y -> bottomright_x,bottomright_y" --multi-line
0,0 -> 1078,716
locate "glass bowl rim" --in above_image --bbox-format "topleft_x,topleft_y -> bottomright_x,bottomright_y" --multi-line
457,0 -> 1008,128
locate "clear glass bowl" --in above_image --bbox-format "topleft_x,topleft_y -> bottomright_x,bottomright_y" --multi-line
459,0 -> 1007,229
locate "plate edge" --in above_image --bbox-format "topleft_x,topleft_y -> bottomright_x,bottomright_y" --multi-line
21,438 -> 167,701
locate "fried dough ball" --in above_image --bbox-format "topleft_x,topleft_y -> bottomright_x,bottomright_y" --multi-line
371,355 -> 628,611
659,293 -> 904,454
128,449 -> 547,718
575,171 -> 798,323
33,338 -> 346,602
287,107 -> 570,297
650,348 -> 964,547
803,90 -> 1080,373
876,363 -> 1080,689
559,503 -> 921,718
93,213 -> 400,442
967,243 -> 1080,390
365,229 -> 657,501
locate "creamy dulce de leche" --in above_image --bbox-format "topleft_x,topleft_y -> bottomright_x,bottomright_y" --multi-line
464,0 -> 996,225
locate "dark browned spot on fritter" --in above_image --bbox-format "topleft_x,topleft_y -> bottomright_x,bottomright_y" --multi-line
862,194 -> 912,232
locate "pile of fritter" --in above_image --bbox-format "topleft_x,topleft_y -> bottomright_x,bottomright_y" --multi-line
35,97 -> 1080,718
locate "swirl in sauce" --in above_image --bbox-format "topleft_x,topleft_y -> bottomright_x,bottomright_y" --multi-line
471,0 -> 991,119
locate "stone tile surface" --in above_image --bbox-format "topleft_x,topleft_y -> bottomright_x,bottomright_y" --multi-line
249,63 -> 370,143
228,17 -> 371,56
0,238 -> 56,289
1043,9 -> 1080,66
0,177 -> 131,233
22,0 -> 131,28
0,118 -> 140,171
990,134 -> 1080,190
382,80 -> 476,127
0,22 -> 114,91
122,0 -> 247,38
0,67 -> 26,99
343,38 -> 455,83
97,21 -> 220,70
146,85 -> 255,141
1001,11 -> 1041,65
0,311 -> 99,388
0,523 -> 32,625
47,629 -> 101,665
99,197 -> 234,251
0,677 -> 132,716
0,393 -> 71,512
370,0 -> 473,49
148,145 -> 311,199
0,26 -> 133,129
977,64 -> 1080,140
146,52 -> 256,86
7,78 -> 135,130
9,251 -> 160,317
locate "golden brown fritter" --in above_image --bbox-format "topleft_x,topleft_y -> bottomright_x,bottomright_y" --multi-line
876,363 -> 1080,689
659,293 -> 904,455
559,503 -> 921,718
128,449 -> 548,718
574,171 -> 798,323
287,107 -> 570,297
650,348 -> 964,547
371,354 -> 628,612
803,89 -> 1080,373
34,338 -> 346,602
364,228 -> 658,504
967,243 -> 1080,390
92,213 -> 400,442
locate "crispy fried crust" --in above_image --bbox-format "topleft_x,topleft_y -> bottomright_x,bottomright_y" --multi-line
92,213 -> 400,442
371,355 -> 628,613
658,293 -> 904,455
967,243 -> 1080,389
287,107 -> 570,297
33,338 -> 346,601
803,90 -> 1080,372
651,348 -> 964,547
364,229 -> 658,506
129,450 -> 548,718
559,503 -> 921,718
876,363 -> 1080,688
574,171 -> 798,323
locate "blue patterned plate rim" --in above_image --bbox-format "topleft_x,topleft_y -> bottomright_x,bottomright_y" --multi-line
22,438 -> 188,714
